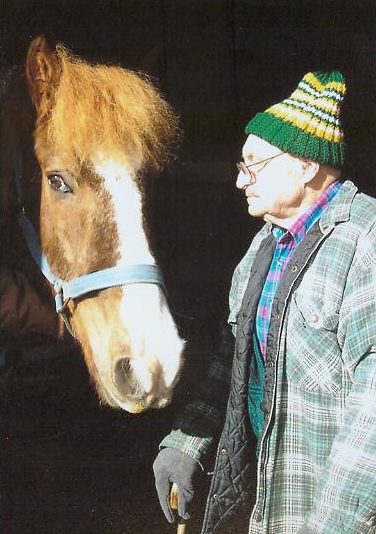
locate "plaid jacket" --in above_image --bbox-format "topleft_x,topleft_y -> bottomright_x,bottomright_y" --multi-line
161,180 -> 376,534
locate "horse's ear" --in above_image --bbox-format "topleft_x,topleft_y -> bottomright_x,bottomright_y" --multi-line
25,35 -> 60,116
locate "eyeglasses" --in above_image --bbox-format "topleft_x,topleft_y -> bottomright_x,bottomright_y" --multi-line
236,152 -> 284,179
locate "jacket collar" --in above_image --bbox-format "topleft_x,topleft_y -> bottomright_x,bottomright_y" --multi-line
319,180 -> 358,233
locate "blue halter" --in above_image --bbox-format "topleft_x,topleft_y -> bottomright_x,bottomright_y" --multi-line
18,210 -> 165,314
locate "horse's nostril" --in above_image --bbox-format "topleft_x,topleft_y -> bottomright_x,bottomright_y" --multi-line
118,358 -> 131,376
114,358 -> 143,398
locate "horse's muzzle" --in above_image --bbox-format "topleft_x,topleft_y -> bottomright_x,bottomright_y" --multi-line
107,357 -> 172,413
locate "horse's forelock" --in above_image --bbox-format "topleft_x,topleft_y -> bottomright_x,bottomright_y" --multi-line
45,46 -> 181,174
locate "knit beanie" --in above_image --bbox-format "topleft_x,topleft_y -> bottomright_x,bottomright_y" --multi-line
245,71 -> 346,167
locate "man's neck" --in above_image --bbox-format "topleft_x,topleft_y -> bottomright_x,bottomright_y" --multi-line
264,167 -> 341,229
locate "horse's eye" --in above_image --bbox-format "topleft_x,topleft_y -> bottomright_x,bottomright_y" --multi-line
47,174 -> 72,194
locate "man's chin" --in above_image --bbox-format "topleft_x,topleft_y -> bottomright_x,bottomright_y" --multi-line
247,203 -> 266,218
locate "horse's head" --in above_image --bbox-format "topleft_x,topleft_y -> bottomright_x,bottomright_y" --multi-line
23,36 -> 184,413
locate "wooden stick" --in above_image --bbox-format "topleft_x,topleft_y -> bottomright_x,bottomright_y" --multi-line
170,482 -> 187,534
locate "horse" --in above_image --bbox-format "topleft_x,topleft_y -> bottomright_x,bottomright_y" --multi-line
1,36 -> 184,414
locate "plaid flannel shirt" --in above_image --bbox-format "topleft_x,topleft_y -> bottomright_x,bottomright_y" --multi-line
161,181 -> 376,533
256,180 -> 341,357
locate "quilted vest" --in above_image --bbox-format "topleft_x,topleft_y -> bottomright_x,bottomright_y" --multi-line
200,233 -> 275,534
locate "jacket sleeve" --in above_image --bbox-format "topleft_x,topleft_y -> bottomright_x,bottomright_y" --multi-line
159,322 -> 233,468
304,224 -> 376,533
1,267 -> 63,345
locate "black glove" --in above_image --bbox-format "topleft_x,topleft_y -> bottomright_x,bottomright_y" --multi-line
153,447 -> 202,523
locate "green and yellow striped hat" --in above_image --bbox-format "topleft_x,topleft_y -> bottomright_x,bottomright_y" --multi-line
245,71 -> 346,167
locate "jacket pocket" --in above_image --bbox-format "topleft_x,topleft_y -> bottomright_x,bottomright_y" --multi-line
285,294 -> 343,393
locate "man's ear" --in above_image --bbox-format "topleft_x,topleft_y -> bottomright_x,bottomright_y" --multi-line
300,159 -> 320,184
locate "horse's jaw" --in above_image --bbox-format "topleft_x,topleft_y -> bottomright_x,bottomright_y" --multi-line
70,284 -> 184,413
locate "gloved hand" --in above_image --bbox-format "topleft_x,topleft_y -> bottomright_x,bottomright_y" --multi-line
153,447 -> 203,523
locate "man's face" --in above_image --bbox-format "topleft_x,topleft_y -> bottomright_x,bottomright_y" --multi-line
236,135 -> 307,224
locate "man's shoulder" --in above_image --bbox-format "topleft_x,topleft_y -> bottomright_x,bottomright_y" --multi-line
228,223 -> 272,327
351,189 -> 376,222
326,180 -> 376,231
346,183 -> 376,235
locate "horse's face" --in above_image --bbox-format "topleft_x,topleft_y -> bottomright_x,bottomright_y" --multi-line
25,36 -> 184,413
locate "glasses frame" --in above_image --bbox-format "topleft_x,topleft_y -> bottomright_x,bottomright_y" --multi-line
236,152 -> 284,179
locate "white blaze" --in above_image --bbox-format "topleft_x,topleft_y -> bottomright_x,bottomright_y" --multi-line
92,156 -> 183,403
94,157 -> 154,265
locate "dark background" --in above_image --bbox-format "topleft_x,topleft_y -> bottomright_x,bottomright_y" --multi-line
2,1 -> 375,533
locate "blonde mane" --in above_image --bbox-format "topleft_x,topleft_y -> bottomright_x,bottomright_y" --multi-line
44,45 -> 180,173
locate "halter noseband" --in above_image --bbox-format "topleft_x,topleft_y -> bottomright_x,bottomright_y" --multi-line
18,210 -> 165,336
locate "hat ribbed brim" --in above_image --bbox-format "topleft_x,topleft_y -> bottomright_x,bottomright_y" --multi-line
245,112 -> 345,168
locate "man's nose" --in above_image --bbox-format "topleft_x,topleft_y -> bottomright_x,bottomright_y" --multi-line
236,169 -> 252,189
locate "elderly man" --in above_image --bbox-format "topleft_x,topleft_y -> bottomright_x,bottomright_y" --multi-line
153,71 -> 376,534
